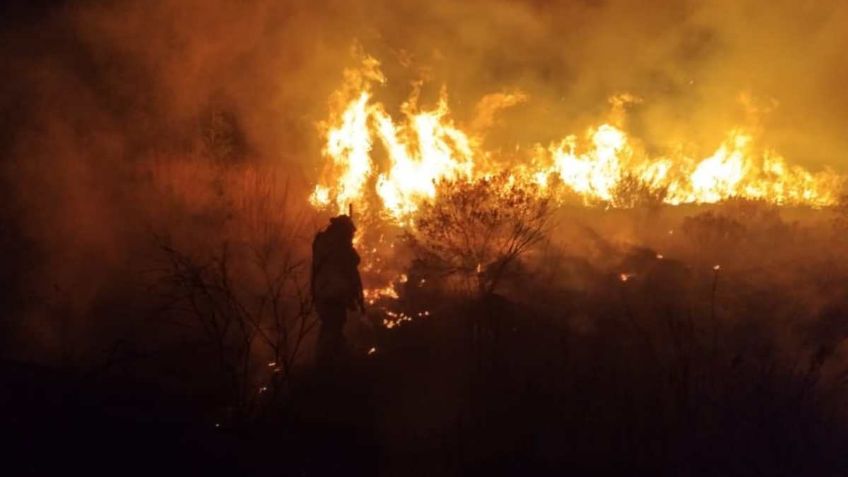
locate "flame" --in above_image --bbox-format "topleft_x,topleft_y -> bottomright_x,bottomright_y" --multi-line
364,273 -> 407,305
309,54 -> 844,314
364,282 -> 399,305
372,91 -> 475,220
311,55 -> 841,223
550,125 -> 629,201
309,91 -> 374,212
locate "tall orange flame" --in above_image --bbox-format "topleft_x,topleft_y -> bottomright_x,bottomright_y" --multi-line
310,54 -> 842,222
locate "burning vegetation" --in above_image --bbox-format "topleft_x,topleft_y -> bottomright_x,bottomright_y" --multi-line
310,54 -> 842,222
307,52 -> 846,332
4,0 -> 848,475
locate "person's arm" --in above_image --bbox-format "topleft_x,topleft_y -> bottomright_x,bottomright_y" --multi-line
354,270 -> 365,312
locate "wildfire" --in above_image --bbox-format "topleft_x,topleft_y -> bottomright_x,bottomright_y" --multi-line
310,53 -> 843,320
310,54 -> 842,222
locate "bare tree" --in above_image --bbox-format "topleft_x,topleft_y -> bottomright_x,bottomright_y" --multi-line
405,173 -> 552,296
156,173 -> 315,424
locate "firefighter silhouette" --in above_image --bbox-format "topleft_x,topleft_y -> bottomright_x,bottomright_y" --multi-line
311,214 -> 365,367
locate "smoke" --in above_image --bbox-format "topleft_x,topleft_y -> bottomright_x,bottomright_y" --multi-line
1,0 -> 847,360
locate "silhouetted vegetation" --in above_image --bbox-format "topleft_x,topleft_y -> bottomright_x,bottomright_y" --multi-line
609,172 -> 668,210
7,176 -> 848,475
404,174 -> 551,295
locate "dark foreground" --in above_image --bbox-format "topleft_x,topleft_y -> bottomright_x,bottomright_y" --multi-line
4,288 -> 848,477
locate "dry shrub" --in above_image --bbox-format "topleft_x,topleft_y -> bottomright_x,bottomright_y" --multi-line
609,173 -> 668,210
404,173 -> 551,296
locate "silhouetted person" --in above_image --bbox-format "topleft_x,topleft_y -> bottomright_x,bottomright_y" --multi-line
311,215 -> 365,368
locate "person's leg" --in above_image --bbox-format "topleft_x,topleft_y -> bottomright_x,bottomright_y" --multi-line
316,303 -> 347,367
326,305 -> 348,366
329,306 -> 348,362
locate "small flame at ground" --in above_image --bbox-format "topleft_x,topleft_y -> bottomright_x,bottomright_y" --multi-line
364,273 -> 406,305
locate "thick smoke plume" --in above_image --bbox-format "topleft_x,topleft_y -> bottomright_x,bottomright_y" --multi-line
1,0 -> 847,360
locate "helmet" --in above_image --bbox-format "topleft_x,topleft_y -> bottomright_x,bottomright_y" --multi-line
329,215 -> 356,236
